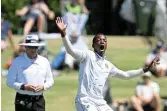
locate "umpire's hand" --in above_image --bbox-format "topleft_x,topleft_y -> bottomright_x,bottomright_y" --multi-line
34,85 -> 44,92
24,85 -> 36,91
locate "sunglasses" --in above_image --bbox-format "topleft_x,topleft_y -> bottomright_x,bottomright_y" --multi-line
26,46 -> 39,49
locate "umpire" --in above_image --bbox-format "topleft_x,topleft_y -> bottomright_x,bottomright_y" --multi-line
6,34 -> 54,111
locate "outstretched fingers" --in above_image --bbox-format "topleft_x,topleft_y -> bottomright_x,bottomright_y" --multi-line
56,17 -> 59,24
153,56 -> 160,64
60,17 -> 63,23
150,56 -> 160,68
56,17 -> 63,24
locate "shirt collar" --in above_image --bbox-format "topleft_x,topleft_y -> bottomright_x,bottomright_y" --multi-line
94,52 -> 105,60
24,53 -> 39,64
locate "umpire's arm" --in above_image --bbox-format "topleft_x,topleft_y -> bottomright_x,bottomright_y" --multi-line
6,59 -> 24,90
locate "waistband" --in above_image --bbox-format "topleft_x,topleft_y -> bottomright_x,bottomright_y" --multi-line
16,92 -> 43,100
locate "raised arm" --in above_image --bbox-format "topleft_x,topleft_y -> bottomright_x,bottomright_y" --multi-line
40,2 -> 55,20
16,6 -> 29,16
55,17 -> 87,61
78,0 -> 89,14
110,56 -> 159,79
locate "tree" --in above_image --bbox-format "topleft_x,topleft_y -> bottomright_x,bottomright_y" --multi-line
2,0 -> 60,34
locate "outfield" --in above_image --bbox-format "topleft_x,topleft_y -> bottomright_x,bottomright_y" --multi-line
1,35 -> 167,111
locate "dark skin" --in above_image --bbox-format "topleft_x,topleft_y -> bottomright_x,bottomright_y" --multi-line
55,17 -> 159,73
92,34 -> 107,57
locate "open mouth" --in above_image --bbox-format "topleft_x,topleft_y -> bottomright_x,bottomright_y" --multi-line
100,45 -> 105,51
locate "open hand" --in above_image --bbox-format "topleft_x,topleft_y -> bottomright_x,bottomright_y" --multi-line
143,56 -> 160,72
148,56 -> 160,68
55,17 -> 67,37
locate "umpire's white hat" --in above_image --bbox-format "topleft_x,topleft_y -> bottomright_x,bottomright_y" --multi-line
19,34 -> 45,46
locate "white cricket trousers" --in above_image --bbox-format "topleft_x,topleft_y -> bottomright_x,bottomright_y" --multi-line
75,102 -> 113,111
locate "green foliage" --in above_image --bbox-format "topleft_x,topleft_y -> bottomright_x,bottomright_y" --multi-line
48,0 -> 60,13
1,0 -> 60,34
2,0 -> 27,33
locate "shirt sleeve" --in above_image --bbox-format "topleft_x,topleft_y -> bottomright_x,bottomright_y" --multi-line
62,36 -> 87,62
43,59 -> 54,90
6,59 -> 24,90
109,64 -> 144,79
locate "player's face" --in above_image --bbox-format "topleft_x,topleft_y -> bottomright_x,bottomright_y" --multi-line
25,46 -> 38,59
93,34 -> 107,56
143,76 -> 151,84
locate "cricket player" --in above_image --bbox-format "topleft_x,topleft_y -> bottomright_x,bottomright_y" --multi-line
55,17 -> 159,111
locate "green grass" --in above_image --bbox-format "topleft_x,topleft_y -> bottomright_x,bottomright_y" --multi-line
1,35 -> 167,111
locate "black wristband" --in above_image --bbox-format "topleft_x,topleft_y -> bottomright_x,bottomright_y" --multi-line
143,67 -> 149,73
20,84 -> 25,90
